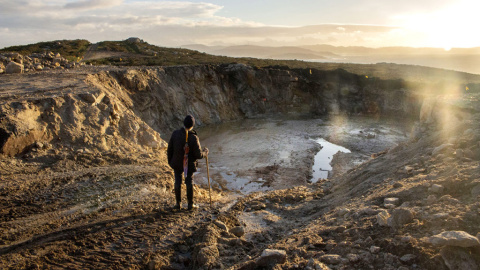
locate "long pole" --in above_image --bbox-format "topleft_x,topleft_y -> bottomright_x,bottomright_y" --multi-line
206,155 -> 212,208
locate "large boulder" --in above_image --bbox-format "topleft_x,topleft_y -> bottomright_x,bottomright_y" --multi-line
230,226 -> 245,237
0,127 -> 48,156
6,61 -> 24,74
387,208 -> 414,228
377,210 -> 390,226
428,231 -> 480,247
126,37 -> 142,43
255,249 -> 287,267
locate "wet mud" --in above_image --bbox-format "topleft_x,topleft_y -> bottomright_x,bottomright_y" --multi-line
195,116 -> 410,195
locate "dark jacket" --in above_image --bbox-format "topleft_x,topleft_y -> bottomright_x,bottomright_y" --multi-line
167,127 -> 204,173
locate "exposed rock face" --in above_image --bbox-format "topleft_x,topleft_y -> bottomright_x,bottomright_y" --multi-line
0,64 -> 421,157
90,65 -> 421,133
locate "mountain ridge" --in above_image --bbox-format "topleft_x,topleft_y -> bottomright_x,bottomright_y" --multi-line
2,38 -> 480,83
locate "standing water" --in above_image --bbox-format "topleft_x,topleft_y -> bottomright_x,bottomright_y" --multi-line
311,138 -> 350,182
193,117 -> 409,195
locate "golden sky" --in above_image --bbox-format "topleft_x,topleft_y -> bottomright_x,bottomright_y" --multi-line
0,0 -> 478,49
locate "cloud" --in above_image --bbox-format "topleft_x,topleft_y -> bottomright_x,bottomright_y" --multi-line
64,0 -> 123,10
128,24 -> 401,48
0,1 -> 226,29
0,0 -> 458,49
0,0 -> 50,14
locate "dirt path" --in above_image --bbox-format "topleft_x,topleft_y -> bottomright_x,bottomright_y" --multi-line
0,151 -> 222,269
82,44 -> 136,61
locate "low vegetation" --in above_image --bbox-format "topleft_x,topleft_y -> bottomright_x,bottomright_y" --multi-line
2,38 -> 480,88
0,39 -> 91,62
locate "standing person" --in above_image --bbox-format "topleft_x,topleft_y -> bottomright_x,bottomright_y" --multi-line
167,115 -> 208,210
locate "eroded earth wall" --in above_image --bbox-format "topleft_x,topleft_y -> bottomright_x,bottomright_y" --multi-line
0,64 -> 422,156
90,64 -> 421,132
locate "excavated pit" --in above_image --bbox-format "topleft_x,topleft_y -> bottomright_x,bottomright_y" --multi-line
2,64 -> 479,269
194,116 -> 411,197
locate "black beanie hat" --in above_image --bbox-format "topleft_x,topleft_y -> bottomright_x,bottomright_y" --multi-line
184,115 -> 195,129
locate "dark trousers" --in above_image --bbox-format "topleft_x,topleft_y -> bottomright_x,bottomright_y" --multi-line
174,169 -> 194,204
174,169 -> 193,189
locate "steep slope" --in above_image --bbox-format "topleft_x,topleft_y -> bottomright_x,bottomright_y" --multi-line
179,91 -> 480,270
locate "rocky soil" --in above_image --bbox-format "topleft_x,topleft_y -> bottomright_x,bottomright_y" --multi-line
0,51 -> 84,74
1,64 -> 479,270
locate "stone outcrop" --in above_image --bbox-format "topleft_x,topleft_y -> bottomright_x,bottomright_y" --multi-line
0,51 -> 84,74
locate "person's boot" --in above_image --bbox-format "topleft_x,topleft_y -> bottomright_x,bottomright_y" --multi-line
173,186 -> 182,210
187,185 -> 198,210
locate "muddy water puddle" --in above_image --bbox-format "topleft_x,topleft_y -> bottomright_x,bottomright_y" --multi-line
312,138 -> 351,181
194,116 -> 410,196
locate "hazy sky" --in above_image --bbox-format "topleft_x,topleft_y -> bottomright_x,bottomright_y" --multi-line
0,0 -> 478,49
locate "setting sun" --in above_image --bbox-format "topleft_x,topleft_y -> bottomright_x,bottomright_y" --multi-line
397,0 -> 479,48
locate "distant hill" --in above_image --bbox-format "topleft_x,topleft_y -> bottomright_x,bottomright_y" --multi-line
200,45 -> 338,60
266,53 -> 327,60
185,43 -> 480,57
181,44 -> 225,53
2,38 -> 480,84
183,43 -> 480,75
300,45 -> 449,55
